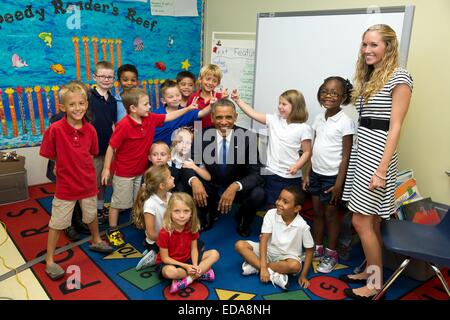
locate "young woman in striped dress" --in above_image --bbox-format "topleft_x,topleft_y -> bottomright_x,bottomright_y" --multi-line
340,24 -> 413,300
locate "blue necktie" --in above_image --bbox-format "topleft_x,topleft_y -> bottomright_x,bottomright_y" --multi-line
220,138 -> 227,174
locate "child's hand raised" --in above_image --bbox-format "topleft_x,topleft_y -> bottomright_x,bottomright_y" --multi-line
230,89 -> 240,102
209,90 -> 218,105
220,88 -> 229,99
187,96 -> 199,110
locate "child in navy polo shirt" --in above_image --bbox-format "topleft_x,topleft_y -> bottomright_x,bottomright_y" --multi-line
90,61 -> 117,224
40,82 -> 114,281
101,88 -> 198,248
154,79 -> 212,146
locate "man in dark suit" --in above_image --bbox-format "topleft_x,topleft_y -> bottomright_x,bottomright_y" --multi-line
183,98 -> 265,237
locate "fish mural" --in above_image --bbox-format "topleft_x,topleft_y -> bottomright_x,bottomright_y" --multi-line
155,61 -> 166,71
11,54 -> 28,68
38,32 -> 52,48
167,35 -> 174,48
50,64 -> 66,74
133,36 -> 144,51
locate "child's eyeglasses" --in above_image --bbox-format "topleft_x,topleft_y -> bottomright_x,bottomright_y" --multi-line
95,75 -> 115,81
319,90 -> 341,98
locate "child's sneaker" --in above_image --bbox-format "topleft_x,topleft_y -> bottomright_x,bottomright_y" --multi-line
170,277 -> 193,293
269,271 -> 289,290
198,269 -> 215,282
242,262 -> 258,275
313,245 -> 324,261
317,249 -> 339,273
136,250 -> 156,270
107,229 -> 125,248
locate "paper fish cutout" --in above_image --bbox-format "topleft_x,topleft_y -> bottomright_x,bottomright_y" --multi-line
133,36 -> 144,51
11,54 -> 28,68
155,61 -> 166,71
167,35 -> 174,48
50,64 -> 65,74
38,32 -> 52,48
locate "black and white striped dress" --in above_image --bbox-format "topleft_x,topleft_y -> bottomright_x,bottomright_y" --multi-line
342,68 -> 413,219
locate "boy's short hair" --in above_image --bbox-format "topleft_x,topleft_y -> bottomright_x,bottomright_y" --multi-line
117,64 -> 138,79
199,64 -> 223,82
121,87 -> 146,113
160,79 -> 179,97
176,71 -> 196,83
282,185 -> 305,206
94,61 -> 114,74
59,81 -> 88,106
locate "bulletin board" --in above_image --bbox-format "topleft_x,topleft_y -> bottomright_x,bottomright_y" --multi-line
0,0 -> 205,149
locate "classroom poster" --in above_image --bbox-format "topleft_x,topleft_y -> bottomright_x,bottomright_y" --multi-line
211,34 -> 255,129
0,0 -> 204,150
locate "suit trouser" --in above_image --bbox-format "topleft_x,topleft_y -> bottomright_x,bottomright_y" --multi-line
197,181 -> 266,227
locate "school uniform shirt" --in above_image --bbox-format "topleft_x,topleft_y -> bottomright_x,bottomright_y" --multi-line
40,117 -> 99,200
311,109 -> 356,176
143,193 -> 172,242
156,227 -> 199,264
261,208 -> 314,257
265,114 -> 313,179
153,105 -> 200,145
109,113 -> 165,177
89,88 -> 117,155
115,91 -> 127,122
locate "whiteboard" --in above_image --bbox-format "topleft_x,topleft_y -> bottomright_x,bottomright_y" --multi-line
252,6 -> 415,131
211,32 -> 255,129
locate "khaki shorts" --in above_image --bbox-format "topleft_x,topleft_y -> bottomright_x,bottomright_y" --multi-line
246,240 -> 302,264
93,156 -> 105,187
111,175 -> 142,209
49,196 -> 97,230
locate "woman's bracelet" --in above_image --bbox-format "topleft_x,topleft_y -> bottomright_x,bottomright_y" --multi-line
374,171 -> 387,180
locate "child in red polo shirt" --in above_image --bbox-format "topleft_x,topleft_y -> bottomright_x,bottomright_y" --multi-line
156,193 -> 220,293
101,88 -> 198,247
187,64 -> 228,128
40,82 -> 114,281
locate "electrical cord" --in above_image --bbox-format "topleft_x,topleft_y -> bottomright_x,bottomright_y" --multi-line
0,220 -> 30,300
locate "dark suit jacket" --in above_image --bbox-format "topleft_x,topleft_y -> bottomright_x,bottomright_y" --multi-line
184,126 -> 264,192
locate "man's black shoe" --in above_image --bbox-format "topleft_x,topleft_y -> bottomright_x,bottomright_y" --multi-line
200,212 -> 215,232
64,226 -> 81,242
73,220 -> 90,234
237,223 -> 251,237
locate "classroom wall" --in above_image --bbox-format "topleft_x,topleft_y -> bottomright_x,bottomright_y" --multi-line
13,0 -> 450,205
204,0 -> 450,205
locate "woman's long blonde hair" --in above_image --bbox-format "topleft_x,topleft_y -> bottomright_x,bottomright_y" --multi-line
352,24 -> 399,104
132,165 -> 170,230
162,192 -> 200,234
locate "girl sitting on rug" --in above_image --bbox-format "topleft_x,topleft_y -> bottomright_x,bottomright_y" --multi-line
156,192 -> 220,293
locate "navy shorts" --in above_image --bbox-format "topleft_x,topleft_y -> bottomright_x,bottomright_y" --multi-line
308,170 -> 337,204
264,173 -> 302,207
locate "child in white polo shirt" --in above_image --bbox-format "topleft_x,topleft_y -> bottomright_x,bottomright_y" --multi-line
303,76 -> 355,273
235,186 -> 314,290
